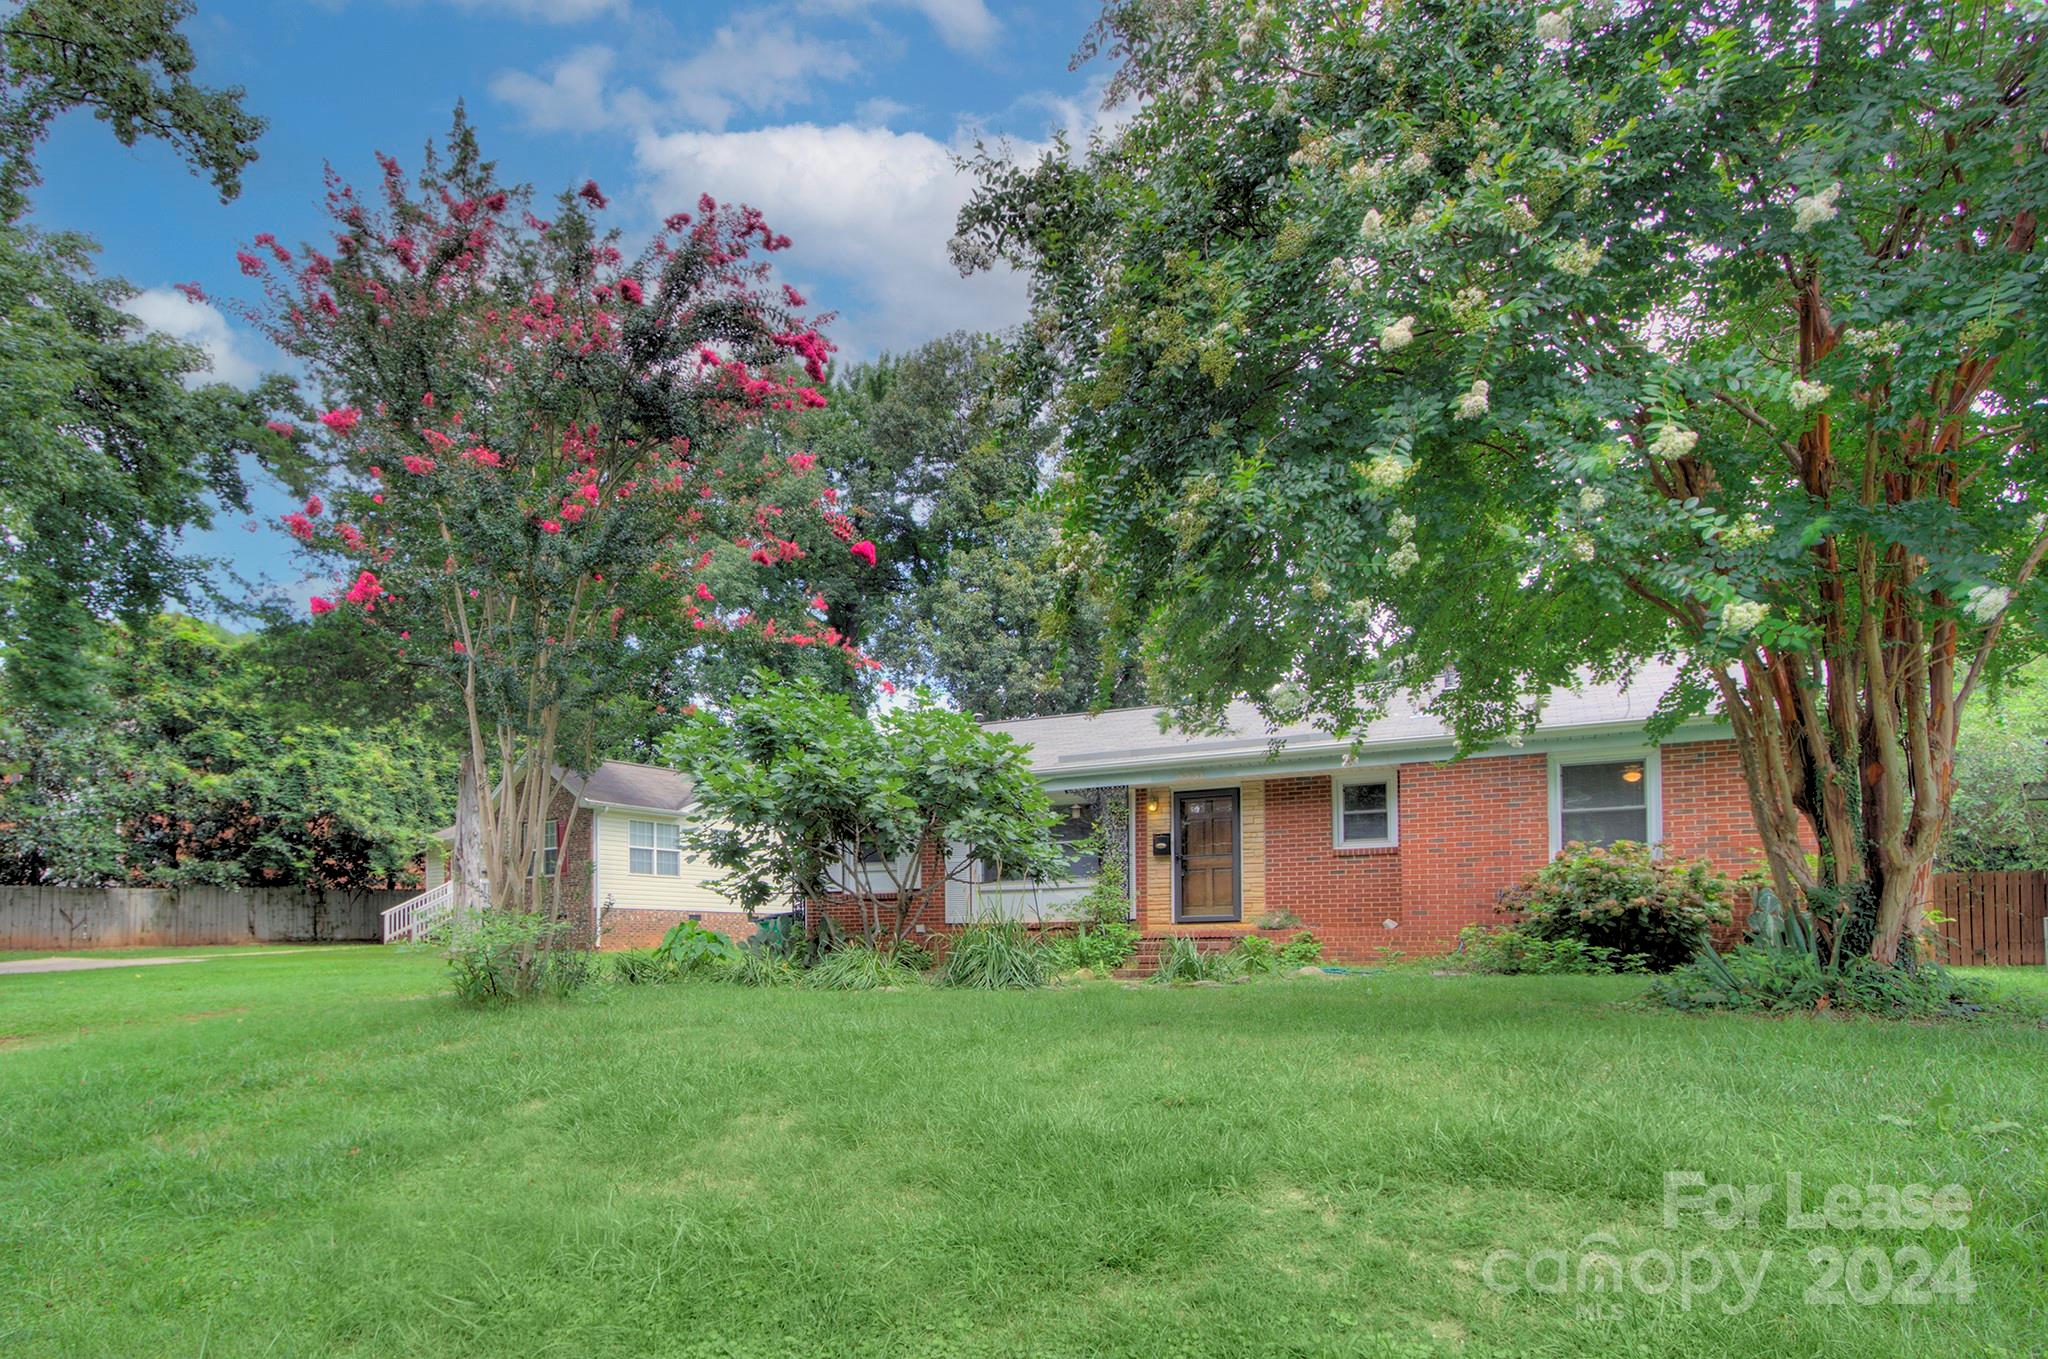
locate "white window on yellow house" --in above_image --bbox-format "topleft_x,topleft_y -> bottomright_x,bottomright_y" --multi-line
628,819 -> 680,876
529,819 -> 560,877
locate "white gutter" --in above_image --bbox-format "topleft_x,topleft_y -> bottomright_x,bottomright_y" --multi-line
1036,717 -> 1728,791
578,797 -> 695,817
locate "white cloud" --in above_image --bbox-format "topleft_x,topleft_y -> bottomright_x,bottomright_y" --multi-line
807,0 -> 1000,53
634,122 -> 1027,355
125,288 -> 268,388
491,16 -> 863,134
659,16 -> 864,130
855,96 -> 912,126
433,0 -> 627,21
490,45 -> 653,133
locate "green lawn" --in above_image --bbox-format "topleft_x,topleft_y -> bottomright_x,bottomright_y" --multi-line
1,950 -> 2042,1357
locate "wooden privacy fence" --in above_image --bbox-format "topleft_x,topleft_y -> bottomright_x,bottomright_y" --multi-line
0,886 -> 415,952
1931,871 -> 2048,967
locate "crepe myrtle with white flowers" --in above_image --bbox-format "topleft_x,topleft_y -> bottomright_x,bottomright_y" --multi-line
956,0 -> 2048,965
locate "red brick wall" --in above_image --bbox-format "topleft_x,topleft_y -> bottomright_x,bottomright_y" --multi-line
1661,740 -> 1769,874
540,782 -> 598,947
1135,738 -> 1770,962
812,837 -> 951,942
597,908 -> 753,951
1263,775 -> 1403,958
1392,753 -> 1553,954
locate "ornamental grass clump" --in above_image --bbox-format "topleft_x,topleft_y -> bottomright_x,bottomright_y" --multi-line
937,918 -> 1049,989
803,941 -> 924,991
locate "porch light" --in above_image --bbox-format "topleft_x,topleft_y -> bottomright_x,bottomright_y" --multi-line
1621,765 -> 1643,783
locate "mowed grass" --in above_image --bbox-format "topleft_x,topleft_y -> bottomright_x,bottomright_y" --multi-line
0,950 -> 2043,1358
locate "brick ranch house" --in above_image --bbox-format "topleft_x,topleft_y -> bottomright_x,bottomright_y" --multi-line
957,665 -> 1771,961
397,668 -> 1771,960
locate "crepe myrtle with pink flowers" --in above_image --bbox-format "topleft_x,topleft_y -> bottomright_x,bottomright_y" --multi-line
230,111 -> 886,917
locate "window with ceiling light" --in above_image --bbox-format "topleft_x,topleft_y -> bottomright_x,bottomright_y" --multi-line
1551,754 -> 1658,853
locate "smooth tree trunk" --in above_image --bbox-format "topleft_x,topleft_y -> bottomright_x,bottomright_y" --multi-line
452,751 -> 488,917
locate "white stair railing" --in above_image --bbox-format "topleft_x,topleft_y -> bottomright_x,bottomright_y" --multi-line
381,879 -> 459,943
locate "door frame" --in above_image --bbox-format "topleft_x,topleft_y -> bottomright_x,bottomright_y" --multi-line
1173,786 -> 1242,923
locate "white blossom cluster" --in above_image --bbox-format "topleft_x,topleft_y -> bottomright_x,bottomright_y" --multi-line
1649,424 -> 1699,458
1578,486 -> 1607,512
1843,323 -> 1903,358
1792,183 -> 1841,233
1535,9 -> 1572,45
1789,379 -> 1832,411
1720,599 -> 1770,634
1552,237 -> 1604,276
1456,378 -> 1490,420
1449,285 -> 1489,329
1379,315 -> 1416,352
1718,517 -> 1776,549
1362,453 -> 1413,493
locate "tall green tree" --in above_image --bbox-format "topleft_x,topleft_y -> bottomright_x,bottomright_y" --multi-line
0,614 -> 452,888
1942,659 -> 2048,872
662,671 -> 1062,945
0,0 -> 263,218
958,0 -> 2048,963
0,0 -> 291,716
798,333 -> 1144,718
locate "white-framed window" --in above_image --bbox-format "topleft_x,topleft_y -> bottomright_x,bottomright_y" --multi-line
1550,751 -> 1661,854
628,819 -> 681,876
1333,770 -> 1398,848
978,796 -> 1101,883
538,819 -> 560,877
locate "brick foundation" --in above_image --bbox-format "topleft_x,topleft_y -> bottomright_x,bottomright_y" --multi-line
596,908 -> 754,951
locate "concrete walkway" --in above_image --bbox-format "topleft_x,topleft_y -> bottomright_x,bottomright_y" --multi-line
0,949 -> 312,976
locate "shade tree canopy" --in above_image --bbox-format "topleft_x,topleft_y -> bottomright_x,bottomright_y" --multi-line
957,0 -> 2048,963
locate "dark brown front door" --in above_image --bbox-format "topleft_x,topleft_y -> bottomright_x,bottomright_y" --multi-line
1176,790 -> 1240,922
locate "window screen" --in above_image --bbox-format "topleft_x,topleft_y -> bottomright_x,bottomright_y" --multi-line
628,819 -> 681,876
1558,761 -> 1649,847
1339,780 -> 1391,844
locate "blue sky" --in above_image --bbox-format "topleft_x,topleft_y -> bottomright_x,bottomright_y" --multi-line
36,0 -> 1110,611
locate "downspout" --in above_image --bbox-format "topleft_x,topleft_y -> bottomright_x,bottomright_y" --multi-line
590,809 -> 603,949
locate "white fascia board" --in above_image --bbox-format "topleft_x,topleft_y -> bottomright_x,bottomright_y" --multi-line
1036,717 -> 1728,790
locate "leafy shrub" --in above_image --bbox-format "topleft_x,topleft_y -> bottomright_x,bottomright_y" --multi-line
938,918 -> 1049,989
656,918 -> 742,974
1153,936 -> 1239,983
1277,931 -> 1325,968
805,941 -> 924,990
1043,919 -> 1141,974
610,949 -> 676,985
890,937 -> 936,972
1499,841 -> 1732,972
1652,946 -> 1989,1019
1456,924 -> 1634,975
748,911 -> 808,960
443,910 -> 593,1002
719,944 -> 798,987
1254,907 -> 1305,930
1232,934 -> 1283,975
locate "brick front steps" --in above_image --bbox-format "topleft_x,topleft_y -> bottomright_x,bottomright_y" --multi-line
1112,932 -> 1246,979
